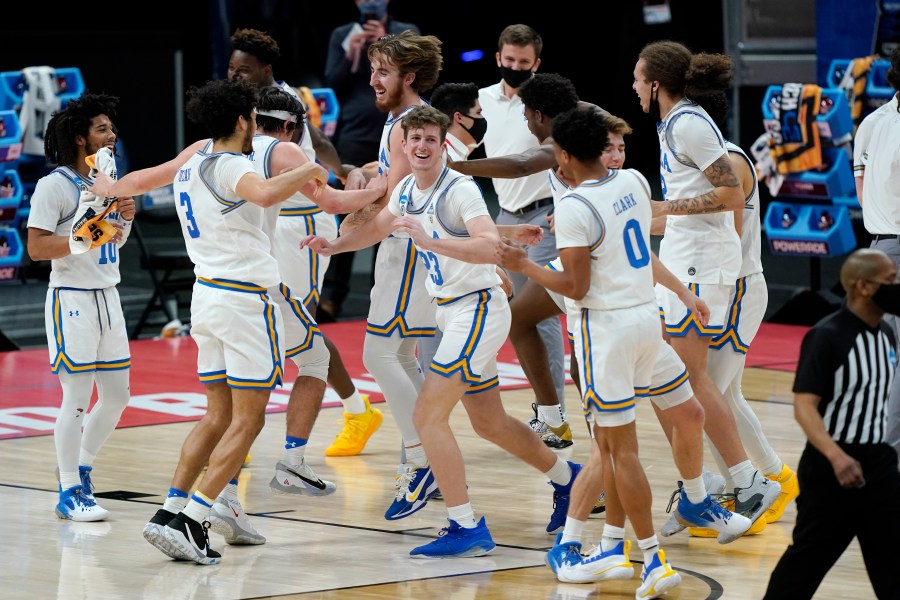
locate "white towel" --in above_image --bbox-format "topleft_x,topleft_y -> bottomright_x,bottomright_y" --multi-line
19,66 -> 61,157
70,147 -> 119,255
750,132 -> 784,197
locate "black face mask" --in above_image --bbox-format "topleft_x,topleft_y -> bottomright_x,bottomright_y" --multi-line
873,282 -> 900,315
460,115 -> 488,144
500,66 -> 533,89
649,85 -> 661,121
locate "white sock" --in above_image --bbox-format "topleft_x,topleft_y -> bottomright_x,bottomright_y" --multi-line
182,492 -> 213,523
538,404 -> 565,427
79,453 -> 96,468
404,444 -> 427,467
638,535 -> 660,566
340,390 -> 367,415
59,471 -> 80,491
601,524 -> 626,552
560,517 -> 585,545
729,460 -> 755,489
163,490 -> 188,514
283,436 -> 308,465
447,503 -> 478,529
220,479 -> 239,503
682,475 -> 707,504
545,458 -> 572,487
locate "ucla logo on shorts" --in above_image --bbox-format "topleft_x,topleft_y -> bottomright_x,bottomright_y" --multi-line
890,347 -> 897,370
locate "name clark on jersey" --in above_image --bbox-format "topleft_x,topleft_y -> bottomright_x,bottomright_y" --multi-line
613,192 -> 637,215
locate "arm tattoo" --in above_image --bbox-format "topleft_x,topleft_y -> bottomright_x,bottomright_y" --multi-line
666,155 -> 740,215
704,155 -> 741,189
343,200 -> 384,231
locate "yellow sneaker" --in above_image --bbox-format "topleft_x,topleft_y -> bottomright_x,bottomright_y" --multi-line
325,398 -> 383,457
764,464 -> 799,523
545,420 -> 575,449
687,497 -> 767,538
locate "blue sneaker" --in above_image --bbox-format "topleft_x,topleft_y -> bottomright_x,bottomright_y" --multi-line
545,532 -> 582,575
384,463 -> 440,520
56,485 -> 109,522
558,539 -> 635,583
54,465 -> 98,500
546,462 -> 582,534
674,490 -> 751,544
409,517 -> 496,558
636,549 -> 681,599
79,466 -> 95,501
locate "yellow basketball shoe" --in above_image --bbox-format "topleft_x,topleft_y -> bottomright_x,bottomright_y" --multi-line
764,464 -> 799,523
325,396 -> 383,457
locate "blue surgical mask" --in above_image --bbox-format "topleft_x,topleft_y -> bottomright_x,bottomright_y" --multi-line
359,0 -> 388,22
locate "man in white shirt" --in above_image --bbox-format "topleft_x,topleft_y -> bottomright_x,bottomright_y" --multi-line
853,45 -> 900,461
479,24 -> 566,417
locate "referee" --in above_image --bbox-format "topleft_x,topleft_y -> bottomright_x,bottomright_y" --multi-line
764,248 -> 900,600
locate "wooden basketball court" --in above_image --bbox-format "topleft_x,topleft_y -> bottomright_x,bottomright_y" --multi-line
0,322 -> 877,600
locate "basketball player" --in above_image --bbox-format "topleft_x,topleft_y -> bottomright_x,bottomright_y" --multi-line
301,105 -> 580,557
497,105 -> 683,597
652,87 -> 798,538
27,93 -> 135,521
88,86 -> 382,549
336,31 -> 446,513
139,80 -> 328,564
228,27 -> 381,457
634,41 -> 781,528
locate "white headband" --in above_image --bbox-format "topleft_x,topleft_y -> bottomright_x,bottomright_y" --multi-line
255,109 -> 298,123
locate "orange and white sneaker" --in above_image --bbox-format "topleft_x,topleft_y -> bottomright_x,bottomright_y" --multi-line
764,464 -> 799,523
325,396 -> 383,457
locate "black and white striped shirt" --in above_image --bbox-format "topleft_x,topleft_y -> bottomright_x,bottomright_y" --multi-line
793,307 -> 897,444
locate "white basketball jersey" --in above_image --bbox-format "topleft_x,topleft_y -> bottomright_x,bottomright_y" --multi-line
247,135 -> 289,236
173,150 -> 280,287
725,141 -> 763,277
387,165 -> 501,299
548,167 -> 572,206
554,168 -> 656,311
28,167 -> 130,289
657,99 -> 741,284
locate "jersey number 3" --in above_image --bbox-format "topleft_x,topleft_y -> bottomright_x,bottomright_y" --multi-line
179,192 -> 201,239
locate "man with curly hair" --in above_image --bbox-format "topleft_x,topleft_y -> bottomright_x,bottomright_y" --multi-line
228,27 -> 382,455
27,93 -> 136,522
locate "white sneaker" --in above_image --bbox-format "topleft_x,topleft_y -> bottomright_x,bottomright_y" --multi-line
55,485 -> 108,522
636,549 -> 681,599
208,497 -> 266,545
269,459 -> 337,496
557,539 -> 635,583
733,470 -> 781,525
660,471 -> 726,537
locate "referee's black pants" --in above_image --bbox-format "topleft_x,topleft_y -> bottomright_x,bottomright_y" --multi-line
763,442 -> 900,599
